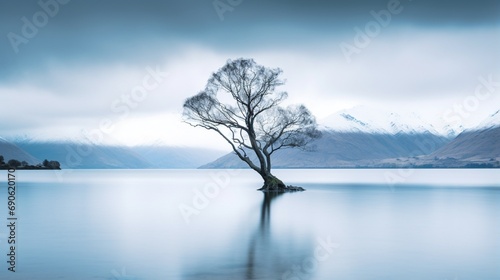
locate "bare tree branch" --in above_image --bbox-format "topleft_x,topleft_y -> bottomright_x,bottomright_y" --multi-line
182,58 -> 321,190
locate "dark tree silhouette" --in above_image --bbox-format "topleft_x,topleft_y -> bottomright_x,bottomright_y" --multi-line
0,155 -> 60,170
183,58 -> 320,191
48,160 -> 61,169
7,159 -> 21,168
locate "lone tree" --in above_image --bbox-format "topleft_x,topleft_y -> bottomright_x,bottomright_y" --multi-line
183,59 -> 320,192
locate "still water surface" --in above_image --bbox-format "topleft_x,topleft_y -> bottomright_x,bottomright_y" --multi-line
0,169 -> 499,280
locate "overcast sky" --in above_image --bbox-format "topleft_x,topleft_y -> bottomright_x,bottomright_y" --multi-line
1,0 -> 499,149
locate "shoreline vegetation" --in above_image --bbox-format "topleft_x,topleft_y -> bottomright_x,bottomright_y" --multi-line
0,155 -> 61,170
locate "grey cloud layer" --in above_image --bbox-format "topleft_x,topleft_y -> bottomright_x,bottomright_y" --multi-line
1,0 -> 498,81
1,0 -> 499,143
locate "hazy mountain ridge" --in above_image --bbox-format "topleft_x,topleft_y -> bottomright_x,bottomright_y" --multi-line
203,108 -> 500,169
425,126 -> 500,167
201,130 -> 452,168
0,137 -> 40,164
2,108 -> 498,169
13,141 -> 151,169
127,146 -> 226,168
2,140 -> 226,169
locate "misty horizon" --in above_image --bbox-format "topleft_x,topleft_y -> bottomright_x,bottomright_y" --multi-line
1,0 -> 499,148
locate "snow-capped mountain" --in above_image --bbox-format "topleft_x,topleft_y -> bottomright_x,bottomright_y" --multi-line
476,110 -> 500,130
320,106 -> 444,135
320,106 -> 500,137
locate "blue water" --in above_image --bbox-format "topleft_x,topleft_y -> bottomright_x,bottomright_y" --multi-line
0,169 -> 499,280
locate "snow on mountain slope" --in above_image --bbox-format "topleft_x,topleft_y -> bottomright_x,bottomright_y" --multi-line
320,106 -> 500,137
320,106 -> 442,135
477,110 -> 500,130
318,111 -> 379,133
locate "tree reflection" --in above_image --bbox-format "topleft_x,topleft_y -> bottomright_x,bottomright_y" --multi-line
181,191 -> 312,280
245,191 -> 287,279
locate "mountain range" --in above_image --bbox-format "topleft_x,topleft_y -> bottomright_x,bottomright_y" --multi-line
0,137 -> 40,164
0,138 -> 225,169
202,107 -> 500,168
1,108 -> 498,169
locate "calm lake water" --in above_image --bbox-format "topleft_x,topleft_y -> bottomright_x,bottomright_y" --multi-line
0,169 -> 499,280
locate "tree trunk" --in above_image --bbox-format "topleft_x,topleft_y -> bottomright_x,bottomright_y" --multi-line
258,172 -> 304,192
260,173 -> 286,191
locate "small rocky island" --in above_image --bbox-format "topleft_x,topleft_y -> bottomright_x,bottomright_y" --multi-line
0,155 -> 61,170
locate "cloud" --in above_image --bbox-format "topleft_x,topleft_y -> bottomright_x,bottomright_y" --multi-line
1,0 -> 499,145
333,27 -> 500,98
0,46 -> 233,145
1,0 -> 498,79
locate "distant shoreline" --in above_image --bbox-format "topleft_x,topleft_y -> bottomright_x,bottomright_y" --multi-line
0,156 -> 61,170
0,166 -> 61,170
